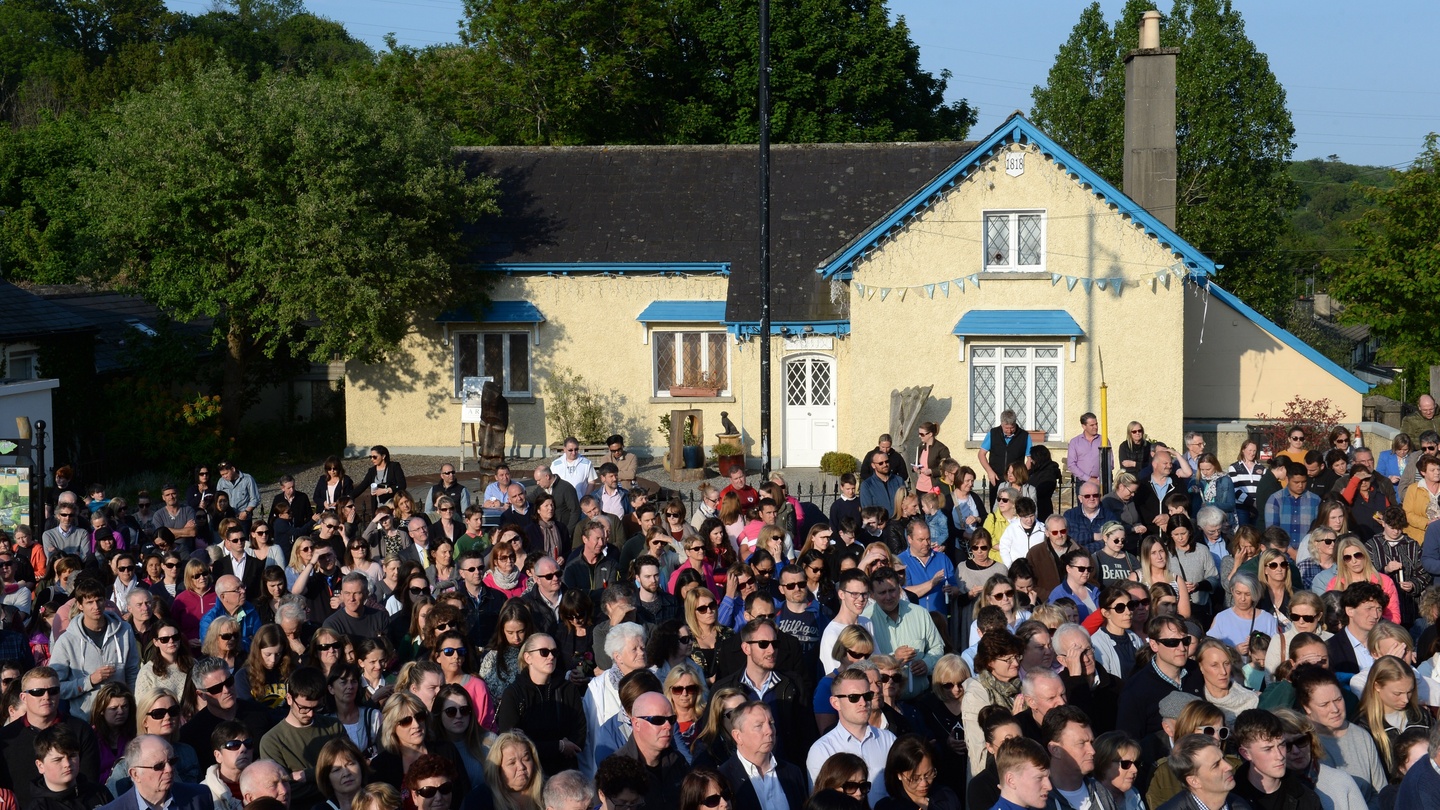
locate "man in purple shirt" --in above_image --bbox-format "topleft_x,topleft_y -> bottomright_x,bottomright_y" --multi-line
1065,413 -> 1108,501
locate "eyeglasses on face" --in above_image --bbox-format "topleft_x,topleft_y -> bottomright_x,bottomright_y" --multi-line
1289,612 -> 1317,622
844,648 -> 872,660
396,714 -> 424,727
136,757 -> 179,772
695,603 -> 717,614
699,792 -> 733,808
990,590 -> 1014,600
156,634 -> 180,644
1198,725 -> 1231,740
1048,529 -> 1068,537
1154,635 -> 1193,648
202,675 -> 236,695
1069,564 -> 1091,573
442,705 -> 471,719
903,770 -> 939,785
670,684 -> 701,696
841,781 -> 872,796
439,647 -> 463,658
221,739 -> 256,751
529,647 -> 558,658
971,544 -> 992,552
996,497 -> 1010,504
635,714 -> 677,727
146,705 -> 181,720
1106,600 -> 1139,613
1343,552 -> 1366,562
23,686 -> 59,697
835,691 -> 875,704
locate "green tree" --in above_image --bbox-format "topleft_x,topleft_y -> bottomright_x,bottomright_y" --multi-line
376,0 -> 974,145
77,63 -> 498,434
1329,134 -> 1440,374
1031,0 -> 1296,321
0,111 -> 102,284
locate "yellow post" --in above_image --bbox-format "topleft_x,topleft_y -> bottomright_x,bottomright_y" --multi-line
1098,349 -> 1112,493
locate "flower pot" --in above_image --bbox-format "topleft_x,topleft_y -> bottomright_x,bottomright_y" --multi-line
682,445 -> 705,469
1028,430 -> 1048,445
717,454 -> 745,477
669,386 -> 720,398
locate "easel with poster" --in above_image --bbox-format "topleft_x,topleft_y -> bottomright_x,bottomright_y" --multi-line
459,377 -> 509,471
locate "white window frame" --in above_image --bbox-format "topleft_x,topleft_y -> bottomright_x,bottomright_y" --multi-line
2,345 -> 38,381
452,331 -> 532,398
649,328 -> 732,397
982,209 -> 1047,272
967,344 -> 1064,441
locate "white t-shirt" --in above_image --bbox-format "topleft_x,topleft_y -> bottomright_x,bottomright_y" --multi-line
819,615 -> 875,674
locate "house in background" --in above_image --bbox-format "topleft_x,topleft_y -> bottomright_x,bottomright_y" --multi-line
344,17 -> 1369,466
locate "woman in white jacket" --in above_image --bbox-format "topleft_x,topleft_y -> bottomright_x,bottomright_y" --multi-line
998,499 -> 1045,567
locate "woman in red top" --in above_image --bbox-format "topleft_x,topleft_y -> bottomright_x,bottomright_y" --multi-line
170,559 -> 216,648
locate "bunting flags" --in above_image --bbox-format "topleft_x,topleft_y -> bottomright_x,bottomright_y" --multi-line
851,263 -> 1190,303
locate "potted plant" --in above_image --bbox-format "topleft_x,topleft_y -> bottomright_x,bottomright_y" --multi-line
713,442 -> 744,477
669,369 -> 723,398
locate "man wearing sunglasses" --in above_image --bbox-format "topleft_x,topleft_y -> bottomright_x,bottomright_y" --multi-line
0,666 -> 101,806
807,667 -> 893,805
199,574 -> 260,650
202,720 -> 254,810
520,555 -> 565,637
180,659 -> 275,772
97,735 -> 212,810
1116,615 -> 1204,741
49,578 -> 140,718
612,691 -> 688,807
423,464 -> 471,517
719,701 -> 808,810
214,525 -> 263,603
257,667 -> 341,808
714,618 -> 815,766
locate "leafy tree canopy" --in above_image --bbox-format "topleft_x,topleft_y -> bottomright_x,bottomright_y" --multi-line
1032,0 -> 1296,321
370,0 -> 976,145
1329,134 -> 1440,375
76,62 -> 498,432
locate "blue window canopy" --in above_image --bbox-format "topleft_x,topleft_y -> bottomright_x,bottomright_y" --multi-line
728,321 -> 851,338
952,309 -> 1084,362
437,301 -> 545,324
636,301 -> 728,324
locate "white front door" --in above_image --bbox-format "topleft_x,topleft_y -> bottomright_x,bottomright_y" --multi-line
783,354 -> 837,467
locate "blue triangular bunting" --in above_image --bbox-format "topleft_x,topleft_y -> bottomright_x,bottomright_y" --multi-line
940,281 -> 950,297
1066,276 -> 1078,291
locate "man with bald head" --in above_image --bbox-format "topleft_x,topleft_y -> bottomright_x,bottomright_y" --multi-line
238,760 -> 290,808
528,465 -> 580,532
522,555 -> 566,638
613,691 -> 687,808
1016,668 -> 1068,739
97,735 -> 214,810
199,574 -> 259,649
1403,394 -> 1440,440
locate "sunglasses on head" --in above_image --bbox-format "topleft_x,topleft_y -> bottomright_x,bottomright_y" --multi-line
413,783 -> 454,799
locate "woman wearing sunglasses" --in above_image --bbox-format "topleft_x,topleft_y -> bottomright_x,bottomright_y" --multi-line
303,627 -> 347,678
402,753 -> 459,810
136,621 -> 193,708
1262,590 -> 1331,675
1328,536 -> 1402,623
495,633 -> 586,776
172,560 -> 216,648
1092,731 -> 1145,810
1145,700 -> 1236,810
431,683 -> 487,790
812,752 -> 871,805
685,587 -> 731,683
372,693 -> 473,800
982,486 -> 1019,560
1273,708 -> 1369,810
679,768 -> 733,810
479,731 -> 543,810
663,661 -> 707,752
200,616 -> 243,675
107,688 -> 200,795
432,629 -> 496,731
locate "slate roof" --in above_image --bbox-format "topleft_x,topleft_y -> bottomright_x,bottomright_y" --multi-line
0,281 -> 98,342
455,142 -> 976,323
28,285 -> 209,373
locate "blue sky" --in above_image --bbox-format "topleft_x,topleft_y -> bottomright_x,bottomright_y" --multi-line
166,0 -> 1440,167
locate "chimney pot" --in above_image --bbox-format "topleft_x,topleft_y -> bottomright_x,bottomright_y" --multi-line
1139,10 -> 1162,49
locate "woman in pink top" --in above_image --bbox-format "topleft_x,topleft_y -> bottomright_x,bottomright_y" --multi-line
1328,535 -> 1401,623
669,521 -> 723,597
170,559 -> 216,648
482,544 -> 529,598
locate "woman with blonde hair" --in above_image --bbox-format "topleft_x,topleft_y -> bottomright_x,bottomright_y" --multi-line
1329,536 -> 1402,623
1196,637 -> 1259,723
1355,656 -> 1432,780
201,615 -> 243,673
481,730 -> 544,810
966,574 -> 1031,639
109,688 -> 200,793
663,661 -> 707,751
371,692 -> 472,795
352,783 -> 401,810
495,633 -> 585,776
1298,527 -> 1339,591
1146,701 -> 1234,809
171,559 -> 215,647
914,654 -> 971,795
860,541 -> 898,576
1256,547 -> 1295,614
693,686 -> 747,767
684,586 -> 731,682
1263,590 -> 1331,674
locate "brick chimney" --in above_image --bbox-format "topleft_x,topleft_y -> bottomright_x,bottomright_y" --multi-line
1123,10 -> 1178,229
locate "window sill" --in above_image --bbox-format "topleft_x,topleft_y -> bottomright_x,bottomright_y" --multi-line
979,271 -> 1051,280
649,396 -> 737,404
450,395 -> 536,405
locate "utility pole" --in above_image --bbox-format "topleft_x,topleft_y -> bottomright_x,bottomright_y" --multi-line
758,0 -> 772,476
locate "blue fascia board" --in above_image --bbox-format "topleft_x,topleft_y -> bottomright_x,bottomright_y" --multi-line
1200,279 -> 1372,395
952,309 -> 1084,337
437,300 -> 544,324
636,300 -> 729,323
726,321 -> 851,337
816,114 -> 1218,280
478,262 -> 730,276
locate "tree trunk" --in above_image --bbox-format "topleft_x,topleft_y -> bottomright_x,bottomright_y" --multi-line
222,322 -> 249,440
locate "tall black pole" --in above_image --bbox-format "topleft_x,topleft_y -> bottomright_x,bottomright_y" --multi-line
758,0 -> 772,477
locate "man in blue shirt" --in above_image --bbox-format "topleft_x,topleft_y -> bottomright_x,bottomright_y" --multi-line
898,519 -> 958,613
859,451 -> 904,514
1265,464 -> 1321,550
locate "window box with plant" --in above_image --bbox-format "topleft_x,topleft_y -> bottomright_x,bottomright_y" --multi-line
668,369 -> 724,399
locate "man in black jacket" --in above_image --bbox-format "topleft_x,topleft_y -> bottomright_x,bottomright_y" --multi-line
613,692 -> 688,810
0,667 -> 101,807
858,435 -> 908,484
713,617 -> 816,766
1115,615 -> 1204,741
719,702 -> 807,810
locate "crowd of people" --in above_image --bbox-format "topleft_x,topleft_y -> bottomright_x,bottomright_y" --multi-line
4,409 -> 1440,810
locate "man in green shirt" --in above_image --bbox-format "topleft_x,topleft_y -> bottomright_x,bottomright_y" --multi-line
454,504 -> 490,557
863,566 -> 944,699
257,667 -> 341,808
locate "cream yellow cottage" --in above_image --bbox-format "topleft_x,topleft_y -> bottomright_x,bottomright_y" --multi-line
344,114 -> 1369,466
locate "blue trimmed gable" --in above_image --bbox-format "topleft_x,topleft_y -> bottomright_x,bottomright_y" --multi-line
816,113 -> 1218,281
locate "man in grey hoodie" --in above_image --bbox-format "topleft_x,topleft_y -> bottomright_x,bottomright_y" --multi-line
48,576 -> 140,717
